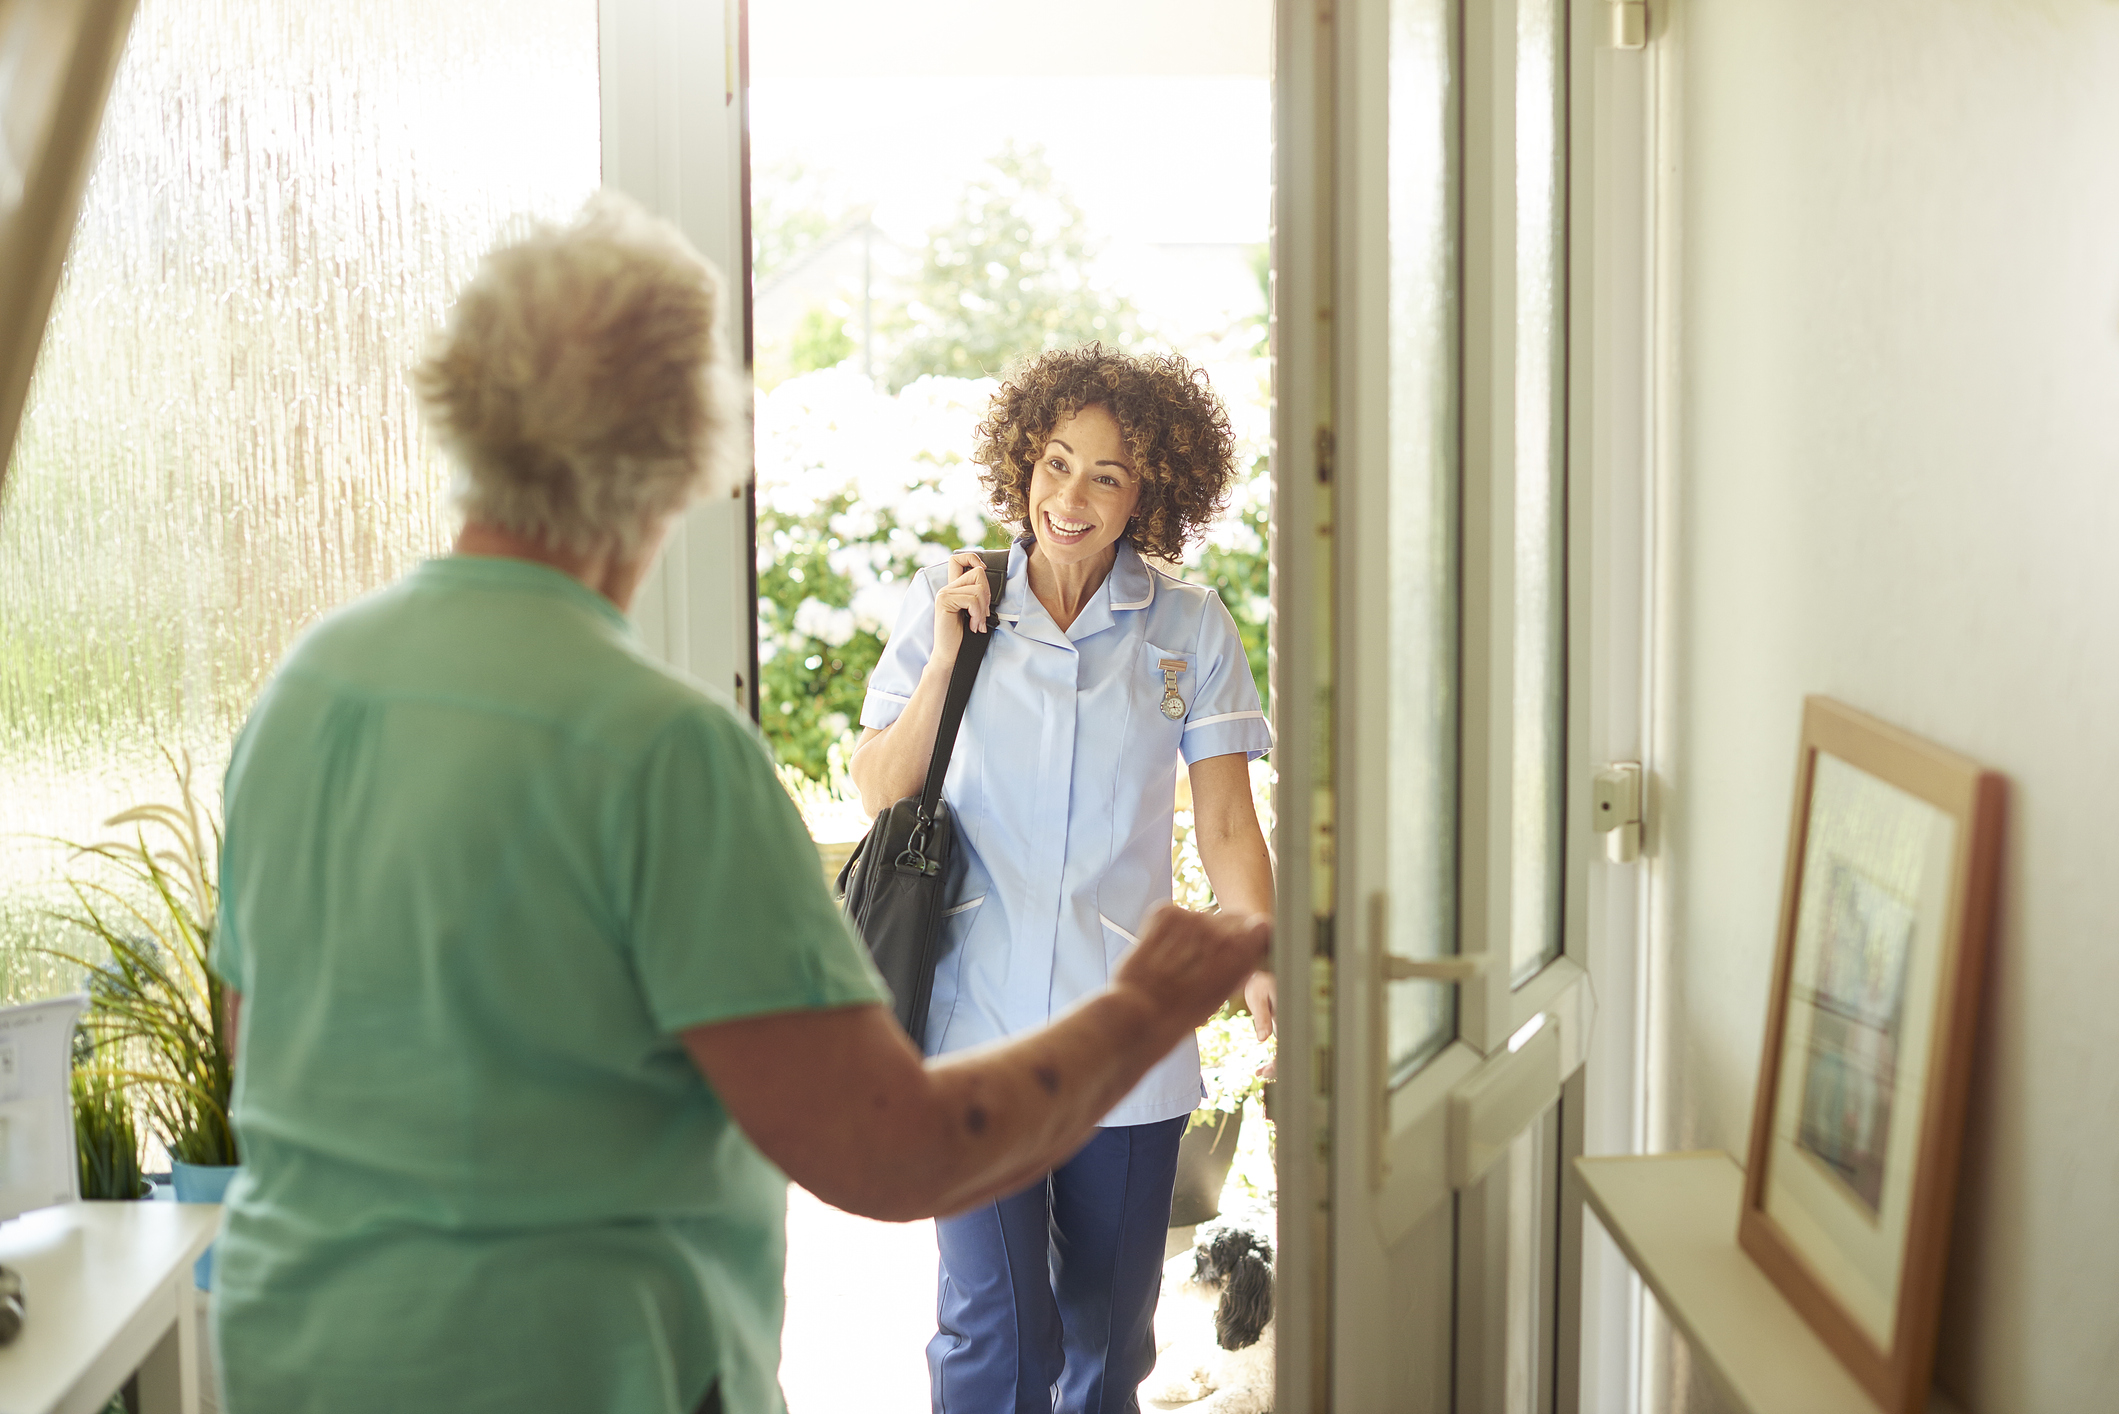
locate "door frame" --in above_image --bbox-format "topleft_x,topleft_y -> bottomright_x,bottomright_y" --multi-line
1266,0 -> 1335,1401
599,0 -> 760,716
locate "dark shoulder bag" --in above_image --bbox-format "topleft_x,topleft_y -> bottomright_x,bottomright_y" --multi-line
836,550 -> 1007,1040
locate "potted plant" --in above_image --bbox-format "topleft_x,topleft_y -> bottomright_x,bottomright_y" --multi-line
71,1029 -> 147,1201
44,753 -> 236,1283
1171,1004 -> 1274,1228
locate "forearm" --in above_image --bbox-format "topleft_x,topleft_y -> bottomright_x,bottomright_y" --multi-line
901,986 -> 1185,1216
1195,827 -> 1274,921
688,988 -> 1187,1223
688,908 -> 1268,1224
815,990 -> 1182,1221
1199,832 -> 1275,1010
848,661 -> 954,816
1191,757 -> 1276,1010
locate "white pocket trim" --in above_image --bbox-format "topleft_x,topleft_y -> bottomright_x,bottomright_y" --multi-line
941,895 -> 987,919
1098,913 -> 1141,946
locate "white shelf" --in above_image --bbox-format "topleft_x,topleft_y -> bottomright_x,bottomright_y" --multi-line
1573,1152 -> 1959,1414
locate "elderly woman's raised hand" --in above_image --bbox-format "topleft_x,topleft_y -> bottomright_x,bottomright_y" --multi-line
1112,904 -> 1272,1035
930,550 -> 995,664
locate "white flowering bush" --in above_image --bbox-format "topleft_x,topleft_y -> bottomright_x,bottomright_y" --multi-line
755,369 -> 1014,778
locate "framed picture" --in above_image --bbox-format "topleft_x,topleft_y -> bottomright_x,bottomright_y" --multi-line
0,0 -> 137,497
1740,697 -> 2005,1414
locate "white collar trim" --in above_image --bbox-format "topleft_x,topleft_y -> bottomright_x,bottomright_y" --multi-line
1107,539 -> 1157,611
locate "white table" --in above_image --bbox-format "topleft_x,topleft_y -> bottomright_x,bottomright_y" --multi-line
0,1201 -> 220,1414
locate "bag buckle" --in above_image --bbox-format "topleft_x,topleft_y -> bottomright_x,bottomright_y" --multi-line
896,812 -> 940,877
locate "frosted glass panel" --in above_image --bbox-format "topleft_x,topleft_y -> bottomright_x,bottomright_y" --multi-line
0,0 -> 599,999
1383,0 -> 1459,1079
1509,0 -> 1566,986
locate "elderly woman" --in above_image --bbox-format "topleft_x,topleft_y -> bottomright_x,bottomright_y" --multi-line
850,347 -> 1276,1414
208,197 -> 1266,1414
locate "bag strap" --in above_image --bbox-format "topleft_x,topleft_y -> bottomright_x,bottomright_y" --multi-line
915,550 -> 1009,826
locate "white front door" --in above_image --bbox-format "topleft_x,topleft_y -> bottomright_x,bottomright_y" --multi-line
1272,0 -> 1629,1408
599,0 -> 758,712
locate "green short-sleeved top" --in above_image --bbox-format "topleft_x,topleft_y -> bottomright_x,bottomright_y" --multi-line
209,556 -> 886,1414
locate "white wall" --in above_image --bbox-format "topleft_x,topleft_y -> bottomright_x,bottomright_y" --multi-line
1652,2 -> 2119,1410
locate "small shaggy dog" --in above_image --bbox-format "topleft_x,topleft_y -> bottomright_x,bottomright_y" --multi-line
1142,1222 -> 1275,1414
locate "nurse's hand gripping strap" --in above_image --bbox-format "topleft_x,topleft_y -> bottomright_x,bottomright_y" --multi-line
898,550 -> 1009,875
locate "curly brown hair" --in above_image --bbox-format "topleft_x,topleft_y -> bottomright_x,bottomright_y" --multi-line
970,345 -> 1237,561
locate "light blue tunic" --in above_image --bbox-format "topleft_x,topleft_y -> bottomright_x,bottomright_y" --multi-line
861,539 -> 1272,1125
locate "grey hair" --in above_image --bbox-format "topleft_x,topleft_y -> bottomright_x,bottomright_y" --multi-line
413,192 -> 743,557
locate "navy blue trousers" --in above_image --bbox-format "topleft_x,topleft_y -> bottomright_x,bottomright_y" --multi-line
927,1117 -> 1186,1414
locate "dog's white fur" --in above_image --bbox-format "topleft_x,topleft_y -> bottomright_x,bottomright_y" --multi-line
1141,1224 -> 1275,1414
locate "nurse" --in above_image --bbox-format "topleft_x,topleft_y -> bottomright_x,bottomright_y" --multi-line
851,346 -> 1276,1414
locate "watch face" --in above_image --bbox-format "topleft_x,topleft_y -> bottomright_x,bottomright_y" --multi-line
1161,695 -> 1186,720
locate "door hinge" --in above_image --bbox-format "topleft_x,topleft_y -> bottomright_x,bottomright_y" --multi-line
1608,0 -> 1647,49
1592,762 -> 1643,863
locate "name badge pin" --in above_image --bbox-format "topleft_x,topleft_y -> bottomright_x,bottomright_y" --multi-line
1158,658 -> 1187,720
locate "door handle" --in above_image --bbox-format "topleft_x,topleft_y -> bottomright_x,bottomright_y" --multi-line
1382,953 -> 1487,984
1370,892 -> 1489,1187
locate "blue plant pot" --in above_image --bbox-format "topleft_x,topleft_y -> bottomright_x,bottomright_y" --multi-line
171,1160 -> 239,1290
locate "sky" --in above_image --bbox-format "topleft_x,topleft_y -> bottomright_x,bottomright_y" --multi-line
749,76 -> 1272,250
747,0 -> 1275,347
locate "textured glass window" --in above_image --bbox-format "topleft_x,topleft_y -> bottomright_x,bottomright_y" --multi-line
0,0 -> 599,998
1383,0 -> 1459,1078
1509,0 -> 1567,986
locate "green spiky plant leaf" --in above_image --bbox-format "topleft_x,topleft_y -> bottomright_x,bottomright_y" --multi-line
72,1051 -> 146,1200
40,751 -> 236,1168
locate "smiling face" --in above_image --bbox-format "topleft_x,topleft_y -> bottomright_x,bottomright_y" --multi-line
1026,403 -> 1141,572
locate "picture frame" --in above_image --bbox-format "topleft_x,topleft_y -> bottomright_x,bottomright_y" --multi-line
0,0 -> 137,497
1739,697 -> 2005,1414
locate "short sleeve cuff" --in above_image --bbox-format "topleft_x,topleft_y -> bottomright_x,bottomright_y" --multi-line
1179,711 -> 1274,765
860,686 -> 912,730
652,937 -> 889,1033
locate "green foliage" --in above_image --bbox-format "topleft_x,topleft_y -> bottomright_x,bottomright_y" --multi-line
788,305 -> 855,377
72,1052 -> 145,1200
758,486 -> 1012,781
881,143 -> 1138,391
41,753 -> 237,1167
1191,463 -> 1271,713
